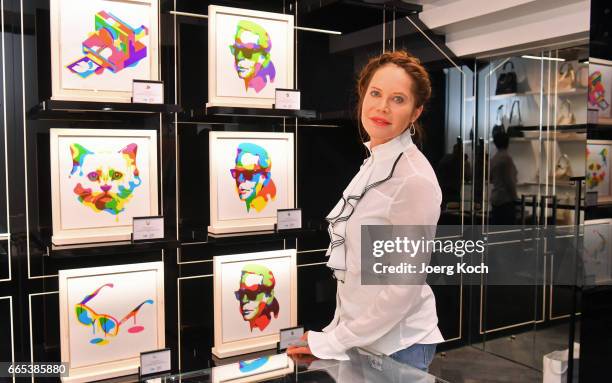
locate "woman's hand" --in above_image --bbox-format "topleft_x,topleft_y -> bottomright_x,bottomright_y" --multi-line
286,331 -> 313,356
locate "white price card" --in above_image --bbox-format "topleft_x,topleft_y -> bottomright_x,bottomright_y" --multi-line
277,209 -> 302,231
140,349 -> 171,377
133,216 -> 164,242
275,89 -> 300,110
279,326 -> 304,351
133,80 -> 164,104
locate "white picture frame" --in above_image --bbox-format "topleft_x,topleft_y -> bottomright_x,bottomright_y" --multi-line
50,0 -> 160,102
587,140 -> 612,201
59,262 -> 165,383
212,249 -> 297,358
209,131 -> 294,234
584,219 -> 612,284
207,5 -> 294,109
50,128 -> 159,245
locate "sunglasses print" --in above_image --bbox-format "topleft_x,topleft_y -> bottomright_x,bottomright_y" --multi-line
230,168 -> 266,181
75,283 -> 154,345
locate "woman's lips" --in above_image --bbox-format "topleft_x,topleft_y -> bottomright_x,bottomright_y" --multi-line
369,117 -> 391,127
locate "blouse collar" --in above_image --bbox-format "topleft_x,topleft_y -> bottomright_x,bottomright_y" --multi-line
364,128 -> 414,161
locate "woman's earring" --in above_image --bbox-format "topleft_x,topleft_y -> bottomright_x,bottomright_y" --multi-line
409,122 -> 416,136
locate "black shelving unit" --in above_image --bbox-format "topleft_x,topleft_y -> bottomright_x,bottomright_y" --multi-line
205,106 -> 317,119
49,238 -> 180,259
28,99 -> 181,120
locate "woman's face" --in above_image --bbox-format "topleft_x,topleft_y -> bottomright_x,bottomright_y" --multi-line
361,64 -> 423,147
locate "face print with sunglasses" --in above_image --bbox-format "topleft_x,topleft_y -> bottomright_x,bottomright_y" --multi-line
231,143 -> 277,213
229,20 -> 276,93
74,283 -> 154,345
235,264 -> 279,332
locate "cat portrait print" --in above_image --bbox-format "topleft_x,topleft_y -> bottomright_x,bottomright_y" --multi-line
69,142 -> 142,217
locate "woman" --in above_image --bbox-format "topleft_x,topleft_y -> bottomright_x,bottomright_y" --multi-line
287,51 -> 443,372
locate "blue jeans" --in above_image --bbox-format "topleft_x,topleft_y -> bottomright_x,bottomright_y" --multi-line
389,343 -> 437,372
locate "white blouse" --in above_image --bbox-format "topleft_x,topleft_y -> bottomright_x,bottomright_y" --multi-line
308,128 -> 444,360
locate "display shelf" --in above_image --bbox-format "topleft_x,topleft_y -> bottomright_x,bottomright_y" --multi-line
179,227 -> 320,246
28,99 -> 181,120
49,238 -> 179,258
517,124 -> 587,132
205,106 -> 317,119
489,88 -> 587,101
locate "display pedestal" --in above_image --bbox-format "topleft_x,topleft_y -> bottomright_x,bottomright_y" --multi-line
61,358 -> 138,383
212,334 -> 280,359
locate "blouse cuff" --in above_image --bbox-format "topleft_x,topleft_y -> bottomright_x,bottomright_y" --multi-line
308,330 -> 350,360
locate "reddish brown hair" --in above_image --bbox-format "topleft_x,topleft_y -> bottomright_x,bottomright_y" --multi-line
356,50 -> 432,145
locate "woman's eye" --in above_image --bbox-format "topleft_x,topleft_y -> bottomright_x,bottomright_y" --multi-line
393,96 -> 405,104
370,90 -> 380,97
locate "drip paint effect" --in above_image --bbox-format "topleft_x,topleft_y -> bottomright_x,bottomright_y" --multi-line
66,10 -> 148,79
230,143 -> 276,213
74,283 -> 154,345
234,264 -> 279,332
239,356 -> 269,373
230,20 -> 275,93
69,142 -> 142,217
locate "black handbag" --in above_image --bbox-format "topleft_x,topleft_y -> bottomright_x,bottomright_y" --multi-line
507,100 -> 523,137
491,105 -> 505,137
495,61 -> 517,95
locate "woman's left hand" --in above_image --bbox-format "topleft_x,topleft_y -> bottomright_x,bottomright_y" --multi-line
286,331 -> 313,356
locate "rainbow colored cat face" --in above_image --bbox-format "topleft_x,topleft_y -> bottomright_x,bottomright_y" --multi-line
69,143 -> 142,216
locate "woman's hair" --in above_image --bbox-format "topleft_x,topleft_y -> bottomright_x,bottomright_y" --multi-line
356,50 -> 432,145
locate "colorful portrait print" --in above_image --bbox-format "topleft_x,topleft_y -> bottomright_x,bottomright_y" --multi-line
69,142 -> 142,217
230,143 -> 276,213
589,71 -> 610,111
75,283 -> 153,346
587,145 -> 608,190
67,10 -> 148,79
230,20 -> 276,93
234,264 -> 279,332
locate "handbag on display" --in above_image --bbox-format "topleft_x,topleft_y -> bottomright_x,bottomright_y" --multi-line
576,66 -> 589,88
507,100 -> 523,137
557,63 -> 576,90
555,154 -> 573,179
557,99 -> 576,125
495,61 -> 517,95
491,105 -> 505,137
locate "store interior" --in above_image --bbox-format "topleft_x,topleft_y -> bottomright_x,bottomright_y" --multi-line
0,0 -> 610,382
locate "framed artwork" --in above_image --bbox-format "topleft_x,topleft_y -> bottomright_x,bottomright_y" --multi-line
586,140 -> 612,199
584,219 -> 612,284
59,262 -> 165,382
209,131 -> 294,234
50,0 -> 160,102
212,249 -> 297,358
207,5 -> 294,109
588,61 -> 612,119
50,129 -> 158,245
211,354 -> 294,383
